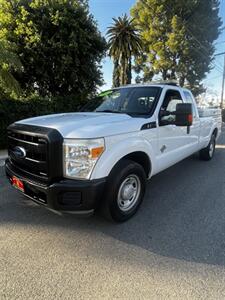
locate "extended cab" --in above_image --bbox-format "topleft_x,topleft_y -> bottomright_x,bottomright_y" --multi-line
5,83 -> 222,222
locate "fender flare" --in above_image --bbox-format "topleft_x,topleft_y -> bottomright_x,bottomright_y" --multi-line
91,137 -> 156,180
211,126 -> 218,137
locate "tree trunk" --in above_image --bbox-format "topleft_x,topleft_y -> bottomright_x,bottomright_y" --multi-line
162,69 -> 167,80
127,57 -> 132,84
179,75 -> 185,87
120,57 -> 127,85
170,69 -> 176,80
113,59 -> 120,87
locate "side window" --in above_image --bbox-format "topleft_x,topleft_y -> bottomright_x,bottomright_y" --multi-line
159,90 -> 183,125
183,91 -> 197,117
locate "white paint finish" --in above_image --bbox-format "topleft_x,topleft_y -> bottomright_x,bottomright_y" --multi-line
13,84 -> 222,180
16,112 -> 146,139
156,125 -> 192,173
152,86 -> 202,173
91,127 -> 158,179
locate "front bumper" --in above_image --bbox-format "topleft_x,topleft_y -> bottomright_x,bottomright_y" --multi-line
5,159 -> 106,214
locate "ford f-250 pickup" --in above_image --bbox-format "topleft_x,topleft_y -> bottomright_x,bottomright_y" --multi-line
5,83 -> 222,222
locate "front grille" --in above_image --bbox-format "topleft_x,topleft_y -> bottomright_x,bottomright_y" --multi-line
7,123 -> 63,183
8,130 -> 49,178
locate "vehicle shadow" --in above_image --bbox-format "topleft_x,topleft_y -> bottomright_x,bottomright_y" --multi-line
98,149 -> 225,267
0,147 -> 225,268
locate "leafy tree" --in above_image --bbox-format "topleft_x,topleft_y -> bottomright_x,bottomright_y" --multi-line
107,14 -> 142,87
0,40 -> 22,97
0,0 -> 106,97
131,0 -> 222,91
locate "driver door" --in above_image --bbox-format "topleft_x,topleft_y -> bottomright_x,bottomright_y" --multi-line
157,89 -> 191,172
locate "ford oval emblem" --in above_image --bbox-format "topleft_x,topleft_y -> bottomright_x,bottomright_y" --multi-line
12,146 -> 26,159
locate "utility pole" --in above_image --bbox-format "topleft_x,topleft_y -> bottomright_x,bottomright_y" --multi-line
222,54 -> 225,109
215,51 -> 225,109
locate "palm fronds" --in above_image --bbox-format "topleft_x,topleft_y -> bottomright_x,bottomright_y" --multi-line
107,14 -> 142,86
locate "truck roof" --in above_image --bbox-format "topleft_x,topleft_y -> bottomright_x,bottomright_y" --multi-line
117,82 -> 191,92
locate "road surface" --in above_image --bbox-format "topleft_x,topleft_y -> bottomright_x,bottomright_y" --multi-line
0,131 -> 225,299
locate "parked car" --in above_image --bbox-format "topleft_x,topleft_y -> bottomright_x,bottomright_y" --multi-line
5,83 -> 222,222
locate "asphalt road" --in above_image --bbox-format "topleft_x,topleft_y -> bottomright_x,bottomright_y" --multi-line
1,131 -> 225,300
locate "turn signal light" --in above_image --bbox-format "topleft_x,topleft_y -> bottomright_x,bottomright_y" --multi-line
91,146 -> 104,158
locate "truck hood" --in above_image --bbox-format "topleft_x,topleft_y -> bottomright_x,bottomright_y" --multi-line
16,112 -> 145,138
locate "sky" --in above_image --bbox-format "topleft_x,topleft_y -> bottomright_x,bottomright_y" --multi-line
89,0 -> 225,102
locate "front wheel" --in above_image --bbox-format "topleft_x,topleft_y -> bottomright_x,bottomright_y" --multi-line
101,159 -> 147,222
199,134 -> 216,161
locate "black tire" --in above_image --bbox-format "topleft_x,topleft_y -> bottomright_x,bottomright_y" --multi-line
199,133 -> 216,161
100,159 -> 147,222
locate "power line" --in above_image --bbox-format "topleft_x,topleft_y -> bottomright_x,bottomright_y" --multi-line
141,0 -> 224,74
138,0 -> 225,81
156,0 -> 224,74
203,74 -> 223,82
215,51 -> 225,108
164,2 -> 224,74
214,40 -> 225,45
184,26 -> 224,74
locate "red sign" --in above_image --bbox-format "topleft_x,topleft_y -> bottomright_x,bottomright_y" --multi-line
11,176 -> 24,192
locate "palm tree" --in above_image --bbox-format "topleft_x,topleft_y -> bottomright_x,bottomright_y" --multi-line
107,14 -> 142,87
0,40 -> 22,96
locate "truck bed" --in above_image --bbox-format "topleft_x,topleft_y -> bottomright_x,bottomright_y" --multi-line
198,107 -> 222,141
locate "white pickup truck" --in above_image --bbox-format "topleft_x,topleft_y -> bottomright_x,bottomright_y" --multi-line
5,83 -> 222,222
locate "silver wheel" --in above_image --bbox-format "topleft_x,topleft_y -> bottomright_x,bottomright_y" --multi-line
117,174 -> 141,212
209,138 -> 215,158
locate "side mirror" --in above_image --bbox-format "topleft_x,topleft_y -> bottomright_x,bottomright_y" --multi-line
175,103 -> 193,127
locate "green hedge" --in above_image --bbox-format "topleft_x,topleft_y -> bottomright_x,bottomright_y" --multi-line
0,96 -> 88,149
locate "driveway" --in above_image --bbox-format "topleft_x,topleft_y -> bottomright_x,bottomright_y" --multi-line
0,131 -> 225,299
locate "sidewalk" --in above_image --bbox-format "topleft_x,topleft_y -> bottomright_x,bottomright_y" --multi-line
0,150 -> 7,167
0,149 -> 7,160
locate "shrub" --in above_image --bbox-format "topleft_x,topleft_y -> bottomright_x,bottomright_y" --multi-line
0,0 -> 106,97
0,96 -> 88,149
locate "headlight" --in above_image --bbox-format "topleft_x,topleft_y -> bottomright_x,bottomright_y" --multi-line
63,138 -> 105,179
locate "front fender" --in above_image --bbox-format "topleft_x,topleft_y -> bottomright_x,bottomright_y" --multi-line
91,136 -> 156,180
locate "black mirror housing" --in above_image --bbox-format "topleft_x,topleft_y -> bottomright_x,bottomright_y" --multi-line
175,103 -> 193,127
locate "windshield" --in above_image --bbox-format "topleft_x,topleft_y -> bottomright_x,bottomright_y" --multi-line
81,87 -> 162,116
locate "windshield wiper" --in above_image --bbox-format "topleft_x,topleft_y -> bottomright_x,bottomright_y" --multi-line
125,112 -> 150,115
96,110 -> 122,113
96,110 -> 149,116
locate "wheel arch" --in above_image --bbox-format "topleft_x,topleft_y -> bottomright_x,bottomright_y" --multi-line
212,127 -> 218,138
118,151 -> 152,178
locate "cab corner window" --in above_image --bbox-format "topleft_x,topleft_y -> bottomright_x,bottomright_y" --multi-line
184,91 -> 197,117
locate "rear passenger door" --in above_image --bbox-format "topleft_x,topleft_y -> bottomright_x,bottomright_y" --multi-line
183,90 -> 201,150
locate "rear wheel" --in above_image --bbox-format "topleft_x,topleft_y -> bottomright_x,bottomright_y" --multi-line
101,159 -> 146,222
199,133 -> 216,161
